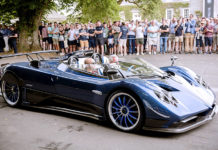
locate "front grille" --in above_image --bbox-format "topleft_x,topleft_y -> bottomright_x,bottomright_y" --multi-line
171,104 -> 216,128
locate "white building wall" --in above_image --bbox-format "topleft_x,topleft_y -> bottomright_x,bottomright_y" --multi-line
189,0 -> 203,17
214,0 -> 218,17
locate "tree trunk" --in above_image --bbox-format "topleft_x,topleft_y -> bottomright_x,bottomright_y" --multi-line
17,9 -> 43,52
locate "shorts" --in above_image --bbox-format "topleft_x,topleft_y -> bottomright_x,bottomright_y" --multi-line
217,34 -> 218,45
59,41 -> 65,49
48,37 -> 53,44
76,40 -> 80,47
175,36 -> 183,42
168,34 -> 175,41
109,44 -> 114,48
205,37 -> 213,46
64,39 -> 69,48
89,39 -> 96,48
119,39 -> 127,47
114,38 -> 119,45
148,37 -> 158,46
96,38 -> 104,46
136,38 -> 144,45
104,38 -> 108,45
196,37 -> 203,47
53,38 -> 59,45
214,34 -> 218,45
42,37 -> 48,42
69,40 -> 77,46
80,40 -> 89,49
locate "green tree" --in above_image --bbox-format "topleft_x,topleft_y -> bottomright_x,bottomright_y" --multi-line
0,0 -> 74,51
118,0 -> 163,20
73,0 -> 120,23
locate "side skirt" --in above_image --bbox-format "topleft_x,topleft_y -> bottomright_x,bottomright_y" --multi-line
23,105 -> 103,120
21,88 -> 105,121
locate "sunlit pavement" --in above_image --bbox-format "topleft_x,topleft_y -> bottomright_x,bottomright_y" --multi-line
0,54 -> 218,150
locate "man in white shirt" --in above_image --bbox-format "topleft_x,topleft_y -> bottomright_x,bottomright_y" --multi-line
135,22 -> 145,55
128,20 -> 136,54
68,24 -> 76,53
147,20 -> 159,54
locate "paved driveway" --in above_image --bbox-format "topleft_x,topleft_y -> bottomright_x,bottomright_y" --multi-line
0,54 -> 218,150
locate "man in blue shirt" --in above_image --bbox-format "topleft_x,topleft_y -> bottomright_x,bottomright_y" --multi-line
0,24 -> 5,52
185,14 -> 196,53
79,24 -> 89,50
159,19 -> 169,54
175,20 -> 183,54
95,21 -> 104,55
2,25 -> 10,52
118,22 -> 128,56
168,18 -> 177,53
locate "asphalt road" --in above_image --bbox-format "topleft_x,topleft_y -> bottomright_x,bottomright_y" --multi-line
0,54 -> 218,150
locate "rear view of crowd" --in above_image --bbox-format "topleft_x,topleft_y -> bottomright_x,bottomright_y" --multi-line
1,13 -> 218,56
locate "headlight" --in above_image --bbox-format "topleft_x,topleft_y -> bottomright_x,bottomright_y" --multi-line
154,91 -> 178,107
196,75 -> 209,88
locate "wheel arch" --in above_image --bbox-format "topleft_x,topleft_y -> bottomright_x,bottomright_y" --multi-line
1,70 -> 24,86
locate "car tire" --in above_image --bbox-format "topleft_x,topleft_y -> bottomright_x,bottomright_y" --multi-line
1,75 -> 21,107
106,91 -> 144,132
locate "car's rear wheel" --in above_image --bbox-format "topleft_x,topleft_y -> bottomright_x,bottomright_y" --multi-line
1,78 -> 21,107
106,91 -> 144,132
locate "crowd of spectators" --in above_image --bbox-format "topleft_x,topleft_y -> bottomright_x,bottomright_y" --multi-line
1,14 -> 218,56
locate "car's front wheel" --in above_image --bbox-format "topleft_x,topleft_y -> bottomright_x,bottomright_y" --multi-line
1,77 -> 21,107
106,91 -> 144,132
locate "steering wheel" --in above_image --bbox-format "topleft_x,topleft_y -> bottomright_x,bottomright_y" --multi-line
92,53 -> 103,64
68,56 -> 78,66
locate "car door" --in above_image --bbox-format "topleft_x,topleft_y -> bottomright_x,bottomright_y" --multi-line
12,63 -> 56,94
54,67 -> 108,103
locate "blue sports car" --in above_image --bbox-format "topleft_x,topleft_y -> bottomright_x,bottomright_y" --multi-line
0,50 -> 217,133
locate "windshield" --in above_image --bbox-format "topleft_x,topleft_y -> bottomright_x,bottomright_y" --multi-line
118,58 -> 166,78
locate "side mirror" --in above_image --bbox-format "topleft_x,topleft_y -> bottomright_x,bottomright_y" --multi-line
170,56 -> 178,66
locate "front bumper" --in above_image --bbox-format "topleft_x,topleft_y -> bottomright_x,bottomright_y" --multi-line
143,104 -> 217,133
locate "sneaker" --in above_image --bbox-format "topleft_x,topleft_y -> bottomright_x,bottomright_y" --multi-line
148,52 -> 151,55
198,50 -> 202,54
141,53 -> 144,55
153,51 -> 156,55
60,53 -> 65,56
136,53 -> 139,55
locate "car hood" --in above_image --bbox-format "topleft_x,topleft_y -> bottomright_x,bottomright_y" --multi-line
145,75 -> 215,116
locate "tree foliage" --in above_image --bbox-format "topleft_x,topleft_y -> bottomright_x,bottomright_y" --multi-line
0,0 -> 74,51
73,0 -> 120,23
124,0 -> 163,20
